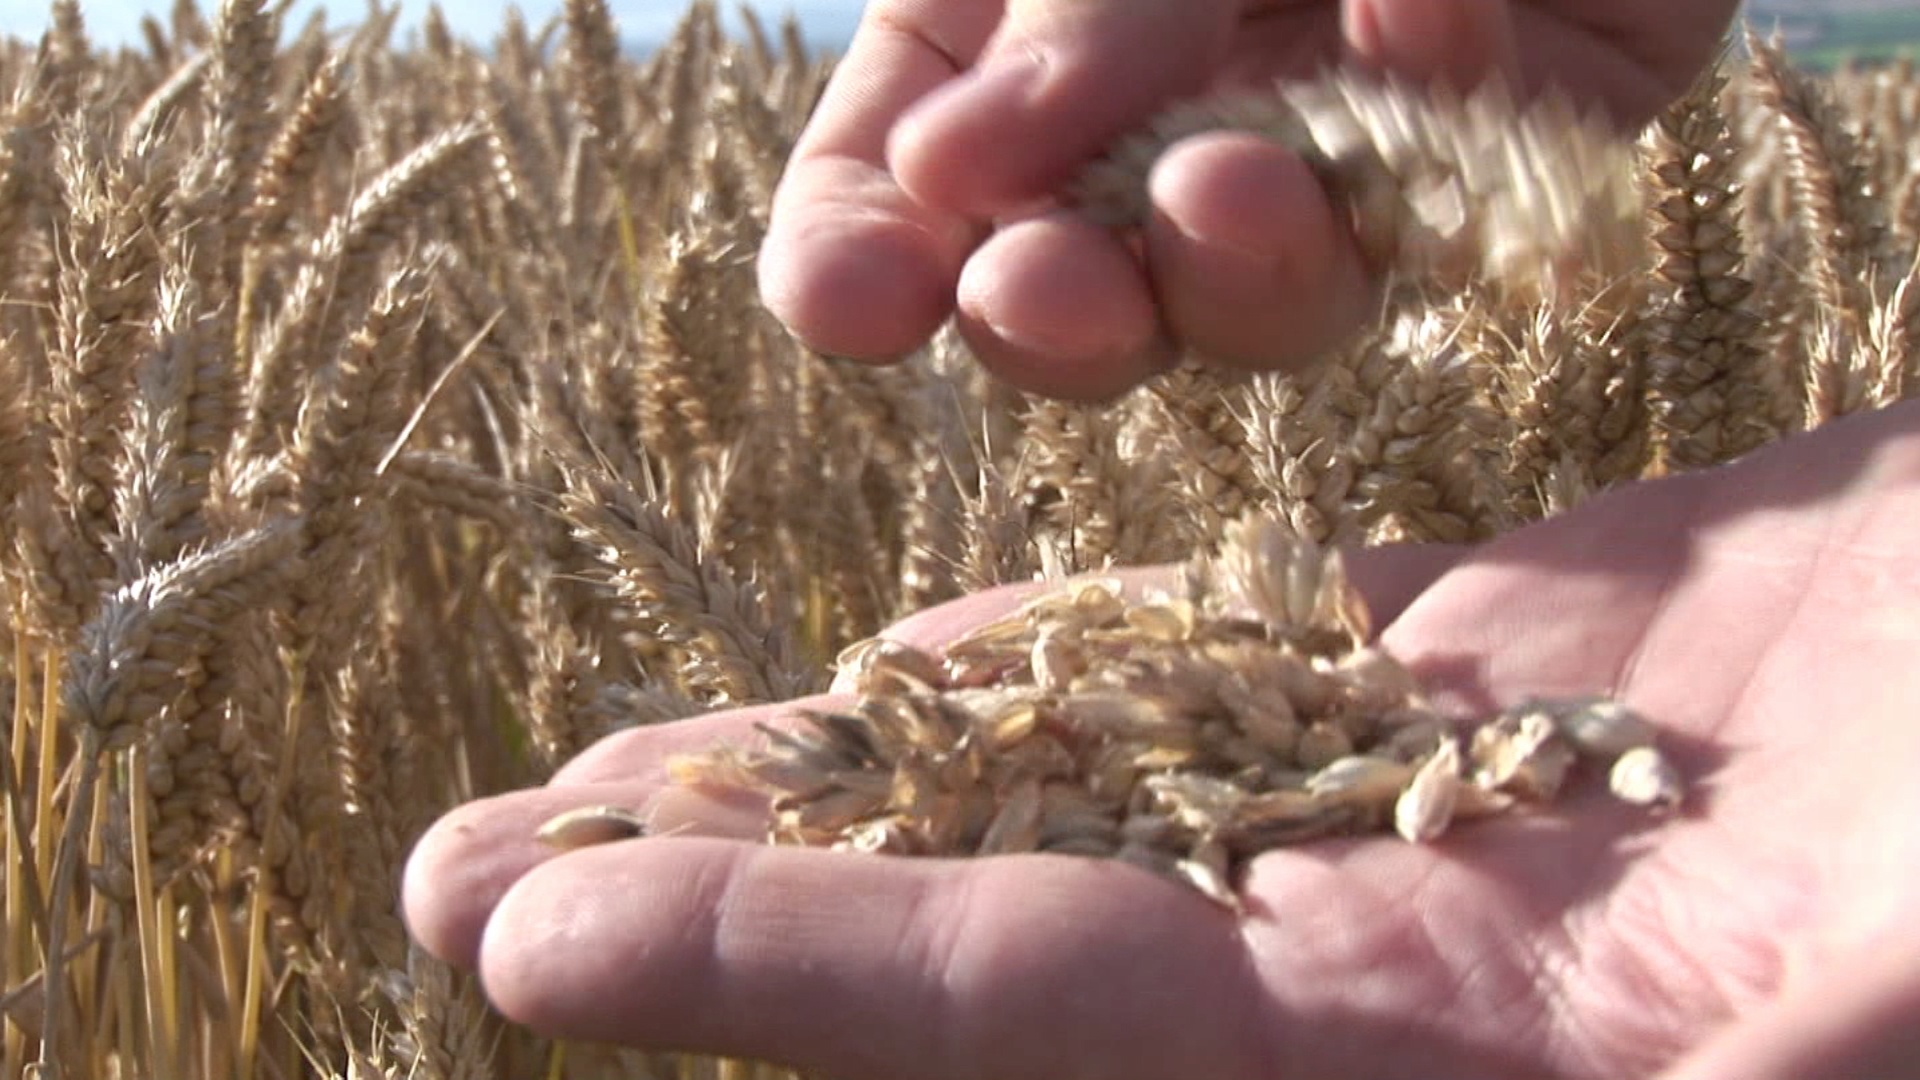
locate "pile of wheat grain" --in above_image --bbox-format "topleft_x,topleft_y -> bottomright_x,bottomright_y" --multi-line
0,0 -> 1913,1076
651,515 -> 1684,911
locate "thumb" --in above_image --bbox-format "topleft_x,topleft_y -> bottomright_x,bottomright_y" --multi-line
1657,933 -> 1920,1080
888,0 -> 1241,219
1342,0 -> 1521,91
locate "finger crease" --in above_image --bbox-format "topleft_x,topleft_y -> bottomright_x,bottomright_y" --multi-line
872,11 -> 967,76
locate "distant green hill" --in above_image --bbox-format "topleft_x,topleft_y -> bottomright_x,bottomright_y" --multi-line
1777,7 -> 1920,67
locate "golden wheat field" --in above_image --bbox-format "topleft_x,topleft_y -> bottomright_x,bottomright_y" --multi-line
0,0 -> 1916,1075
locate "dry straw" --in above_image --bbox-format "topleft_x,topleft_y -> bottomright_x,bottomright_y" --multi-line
0,4 -> 1914,1079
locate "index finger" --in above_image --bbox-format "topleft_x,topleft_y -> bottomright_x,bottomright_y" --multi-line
756,1 -> 1003,359
798,2 -> 1006,163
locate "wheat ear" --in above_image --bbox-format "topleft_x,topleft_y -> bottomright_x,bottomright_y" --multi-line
242,121 -> 483,456
1643,60 -> 1797,469
557,453 -> 818,705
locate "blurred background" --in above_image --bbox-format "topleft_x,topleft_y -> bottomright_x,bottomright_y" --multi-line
0,0 -> 865,51
1748,0 -> 1920,67
0,0 -> 1916,76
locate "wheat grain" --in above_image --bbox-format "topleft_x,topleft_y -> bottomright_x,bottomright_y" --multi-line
1077,71 -> 1644,307
564,0 -> 626,156
657,517 -> 1684,905
124,51 -> 210,153
43,0 -> 90,117
108,267 -> 215,576
1145,366 -> 1262,539
204,0 -> 277,220
248,48 -> 347,248
1339,332 -> 1483,539
49,121 -> 164,585
285,268 -> 429,683
1749,32 -> 1899,315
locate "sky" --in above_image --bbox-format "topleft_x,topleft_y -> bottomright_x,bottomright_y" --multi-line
0,0 -> 868,49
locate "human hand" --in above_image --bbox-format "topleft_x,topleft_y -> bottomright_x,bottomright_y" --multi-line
756,0 -> 1742,400
404,402 -> 1920,1079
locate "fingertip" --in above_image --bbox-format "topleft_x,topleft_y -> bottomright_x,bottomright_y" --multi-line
476,839 -> 935,1056
758,208 -> 963,361
476,853 -> 631,1037
477,841 -> 746,1040
402,796 -> 555,971
955,213 -> 1173,401
954,314 -> 1175,403
1144,131 -> 1373,370
889,51 -> 1060,218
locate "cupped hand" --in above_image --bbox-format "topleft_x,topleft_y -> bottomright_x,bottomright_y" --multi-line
405,402 -> 1920,1080
756,0 -> 1741,399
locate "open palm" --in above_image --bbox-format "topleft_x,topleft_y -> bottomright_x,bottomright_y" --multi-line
405,404 -> 1920,1079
